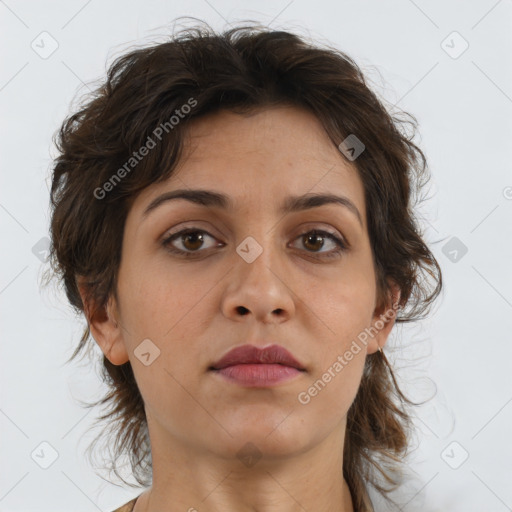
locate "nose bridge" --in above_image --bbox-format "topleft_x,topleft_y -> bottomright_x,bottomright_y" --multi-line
231,192 -> 291,273
235,231 -> 277,283
235,211 -> 282,271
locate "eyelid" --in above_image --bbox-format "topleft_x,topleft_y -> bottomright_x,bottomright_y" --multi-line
291,222 -> 350,250
160,221 -> 224,242
161,221 -> 348,245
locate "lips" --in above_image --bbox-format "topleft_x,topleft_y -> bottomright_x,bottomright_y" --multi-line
210,344 -> 306,371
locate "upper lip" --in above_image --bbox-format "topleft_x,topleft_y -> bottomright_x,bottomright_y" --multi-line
210,344 -> 306,371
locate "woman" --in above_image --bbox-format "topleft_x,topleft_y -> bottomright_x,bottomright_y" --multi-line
45,20 -> 442,512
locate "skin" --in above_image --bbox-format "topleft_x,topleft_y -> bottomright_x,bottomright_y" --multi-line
80,105 -> 400,512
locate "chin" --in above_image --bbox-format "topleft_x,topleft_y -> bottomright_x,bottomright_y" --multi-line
214,417 -> 313,458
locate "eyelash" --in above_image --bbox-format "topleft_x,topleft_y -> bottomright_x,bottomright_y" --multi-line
161,227 -> 348,260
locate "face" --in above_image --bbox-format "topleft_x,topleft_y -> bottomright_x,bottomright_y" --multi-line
86,105 -> 398,463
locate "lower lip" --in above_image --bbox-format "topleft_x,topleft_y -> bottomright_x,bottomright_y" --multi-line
211,364 -> 303,387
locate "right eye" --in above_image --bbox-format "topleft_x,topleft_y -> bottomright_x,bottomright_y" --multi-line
161,228 -> 224,258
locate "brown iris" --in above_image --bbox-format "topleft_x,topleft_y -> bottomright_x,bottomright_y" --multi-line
181,231 -> 205,251
302,232 -> 325,252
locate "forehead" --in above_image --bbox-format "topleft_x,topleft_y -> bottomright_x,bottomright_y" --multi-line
131,106 -> 367,225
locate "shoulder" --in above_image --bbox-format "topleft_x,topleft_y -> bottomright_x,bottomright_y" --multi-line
111,495 -> 140,512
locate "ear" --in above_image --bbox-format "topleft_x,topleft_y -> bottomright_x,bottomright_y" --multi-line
366,279 -> 402,355
77,277 -> 130,365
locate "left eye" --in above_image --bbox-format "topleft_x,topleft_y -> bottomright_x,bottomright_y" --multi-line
290,229 -> 346,255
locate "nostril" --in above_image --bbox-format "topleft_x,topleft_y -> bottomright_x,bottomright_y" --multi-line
236,306 -> 249,315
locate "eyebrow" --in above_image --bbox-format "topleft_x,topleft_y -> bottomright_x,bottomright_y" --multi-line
142,189 -> 363,227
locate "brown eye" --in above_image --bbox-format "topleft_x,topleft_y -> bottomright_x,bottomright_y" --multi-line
303,232 -> 326,252
290,229 -> 347,259
162,229 -> 221,257
181,231 -> 205,251
162,227 -> 347,260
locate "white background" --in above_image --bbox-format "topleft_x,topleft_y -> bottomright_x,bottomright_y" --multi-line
1,1 -> 511,511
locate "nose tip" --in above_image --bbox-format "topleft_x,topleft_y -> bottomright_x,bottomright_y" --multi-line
222,257 -> 294,324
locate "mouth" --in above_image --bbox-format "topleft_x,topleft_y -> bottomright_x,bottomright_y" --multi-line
209,344 -> 306,387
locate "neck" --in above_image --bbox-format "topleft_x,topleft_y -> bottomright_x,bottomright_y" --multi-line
134,418 -> 355,512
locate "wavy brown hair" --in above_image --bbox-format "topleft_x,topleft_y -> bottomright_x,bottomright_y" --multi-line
43,20 -> 442,511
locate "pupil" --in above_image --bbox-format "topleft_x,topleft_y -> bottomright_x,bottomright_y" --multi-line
185,232 -> 203,250
305,233 -> 323,251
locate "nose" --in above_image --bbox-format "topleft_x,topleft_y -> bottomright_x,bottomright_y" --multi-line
220,238 -> 296,324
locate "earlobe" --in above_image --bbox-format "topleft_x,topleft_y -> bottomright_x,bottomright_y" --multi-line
366,281 -> 401,355
76,278 -> 130,365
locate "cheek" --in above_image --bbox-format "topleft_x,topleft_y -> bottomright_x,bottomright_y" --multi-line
302,274 -> 374,408
117,256 -> 213,340
306,271 -> 375,346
